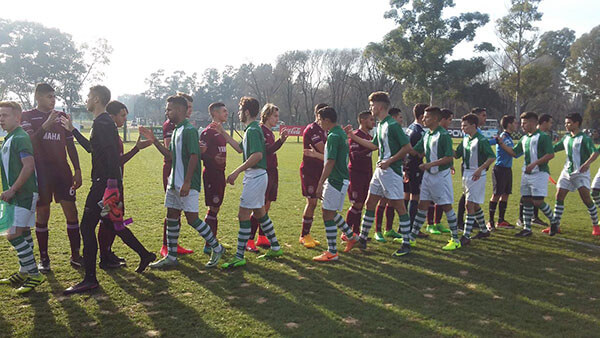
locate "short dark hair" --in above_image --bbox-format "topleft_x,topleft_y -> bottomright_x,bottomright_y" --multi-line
413,103 -> 428,120
34,83 -> 55,97
566,112 -> 582,125
424,106 -> 442,118
368,91 -> 391,107
501,115 -> 516,129
358,110 -> 371,123
239,96 -> 260,118
471,107 -> 486,115
167,95 -> 189,111
461,113 -> 479,126
89,85 -> 111,106
520,111 -> 538,121
177,92 -> 193,103
314,103 -> 328,114
388,107 -> 401,117
318,106 -> 337,123
440,108 -> 454,120
208,102 -> 225,115
539,113 -> 552,124
106,101 -> 128,116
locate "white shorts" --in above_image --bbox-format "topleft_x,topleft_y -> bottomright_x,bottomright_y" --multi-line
322,179 -> 349,211
12,193 -> 38,228
165,188 -> 200,213
520,171 -> 549,197
369,167 -> 405,200
240,169 -> 267,209
462,170 -> 486,205
420,169 -> 454,205
557,170 -> 590,192
592,170 -> 600,190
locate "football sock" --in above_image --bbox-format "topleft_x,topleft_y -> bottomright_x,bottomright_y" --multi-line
235,220 -> 252,260
359,209 -> 375,241
258,214 -> 280,251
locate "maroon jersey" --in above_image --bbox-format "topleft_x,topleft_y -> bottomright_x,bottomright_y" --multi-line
162,119 -> 175,164
21,109 -> 73,168
200,126 -> 227,172
300,122 -> 326,176
348,129 -> 373,175
262,124 -> 284,171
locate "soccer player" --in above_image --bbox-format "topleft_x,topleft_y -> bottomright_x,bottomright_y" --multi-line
400,106 -> 460,253
21,83 -> 82,272
549,113 -> 599,236
140,95 -> 224,269
497,112 -> 555,237
199,102 -> 229,255
247,104 -> 288,252
403,103 -> 428,226
489,115 -> 518,230
0,101 -> 45,294
220,97 -> 283,268
159,93 -> 194,257
64,86 -> 155,295
454,114 -> 495,245
298,103 -> 328,248
346,111 -> 375,236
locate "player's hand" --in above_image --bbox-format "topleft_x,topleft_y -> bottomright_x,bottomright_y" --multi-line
199,140 -> 207,154
215,154 -> 226,166
227,171 -> 239,185
135,136 -> 152,150
316,184 -> 324,200
303,148 -> 317,158
0,188 -> 16,202
42,111 -> 60,131
525,163 -> 536,174
179,182 -> 191,197
419,163 -> 431,171
72,169 -> 82,190
138,126 -> 156,142
343,124 -> 354,136
580,163 -> 590,173
472,169 -> 482,181
59,115 -> 75,132
211,122 -> 226,135
378,159 -> 391,170
451,167 -> 455,175
280,129 -> 289,142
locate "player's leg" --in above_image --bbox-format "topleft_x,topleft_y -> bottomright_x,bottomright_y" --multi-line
577,185 -> 599,235
299,167 -> 320,247
98,220 -> 123,269
532,196 -> 554,230
34,203 -> 51,273
461,201 -> 477,245
425,201 -> 441,235
59,200 -> 83,267
389,198 -> 412,257
253,203 -> 282,260
151,208 -> 182,268
440,203 -> 461,250
161,164 -> 192,257
183,209 -> 224,268
203,170 -> 225,254
518,195 -> 535,236
547,188 -> 568,234
456,193 -> 466,228
107,218 -> 156,273
357,192 -> 382,247
5,224 -> 45,294
489,167 -> 501,229
497,194 -> 512,227
255,200 -> 271,248
384,202 -> 396,233
374,199 -> 386,237
434,204 -> 448,233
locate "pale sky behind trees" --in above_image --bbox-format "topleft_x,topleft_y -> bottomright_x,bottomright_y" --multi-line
3,0 -> 599,96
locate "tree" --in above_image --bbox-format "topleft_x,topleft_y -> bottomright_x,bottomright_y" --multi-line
567,25 -> 600,100
366,0 -> 489,104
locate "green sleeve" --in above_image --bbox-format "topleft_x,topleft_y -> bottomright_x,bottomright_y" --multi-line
414,138 -> 424,154
481,136 -> 496,159
246,129 -> 263,156
553,136 -> 566,152
183,128 -> 200,155
14,135 -> 33,156
439,133 -> 454,158
583,136 -> 596,155
513,138 -> 524,156
540,134 -> 554,156
372,131 -> 379,147
390,124 -> 409,148
455,141 -> 463,159
326,134 -> 339,160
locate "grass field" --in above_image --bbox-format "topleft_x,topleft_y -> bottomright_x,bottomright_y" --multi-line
1,132 -> 599,337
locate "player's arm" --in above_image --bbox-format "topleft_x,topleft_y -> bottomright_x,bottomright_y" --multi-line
121,136 -> 152,165
553,136 -> 566,153
454,141 -> 463,159
213,123 -> 242,153
94,121 -> 122,181
420,156 -> 453,171
227,152 -> 262,185
343,125 -> 377,151
316,159 -> 336,199
267,129 -> 288,154
496,136 -> 520,158
139,126 -> 171,160
303,145 -> 324,160
0,154 -> 35,202
59,115 -> 92,153
580,139 -> 599,173
526,135 -> 554,172
379,143 -> 413,170
65,137 -> 82,189
179,130 -> 201,196
420,134 -> 453,171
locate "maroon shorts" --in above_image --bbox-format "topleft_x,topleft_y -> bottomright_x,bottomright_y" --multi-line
300,166 -> 320,199
162,162 -> 171,191
348,169 -> 371,204
203,169 -> 226,207
266,169 -> 279,202
36,164 -> 76,206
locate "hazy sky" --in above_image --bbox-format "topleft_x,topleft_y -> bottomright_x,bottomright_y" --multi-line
3,0 -> 599,97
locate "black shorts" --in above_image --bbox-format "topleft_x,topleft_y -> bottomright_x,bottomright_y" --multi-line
403,168 -> 423,195
492,166 -> 512,195
36,165 -> 76,206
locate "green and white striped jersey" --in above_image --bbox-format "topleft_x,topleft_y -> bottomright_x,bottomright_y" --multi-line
553,131 -> 598,174
0,127 -> 38,209
455,131 -> 495,170
414,126 -> 453,174
513,130 -> 554,174
241,120 -> 267,170
168,119 -> 202,191
372,115 -> 410,176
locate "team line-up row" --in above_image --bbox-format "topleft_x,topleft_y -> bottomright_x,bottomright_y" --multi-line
0,85 -> 597,296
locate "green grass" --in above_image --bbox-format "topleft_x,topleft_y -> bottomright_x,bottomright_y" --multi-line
1,134 -> 600,337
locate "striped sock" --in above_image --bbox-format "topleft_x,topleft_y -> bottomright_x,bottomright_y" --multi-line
190,218 -> 221,251
259,214 -> 280,251
334,214 -> 354,238
21,230 -> 34,273
586,201 -> 598,226
464,214 -> 475,238
410,209 -> 427,241
474,208 -> 488,233
399,213 -> 411,245
359,210 -> 375,241
446,209 -> 458,241
539,202 -> 554,225
235,220 -> 252,260
552,201 -> 565,227
593,191 -> 600,210
523,205 -> 534,230
9,236 -> 39,275
166,218 -> 180,260
325,219 -> 338,254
